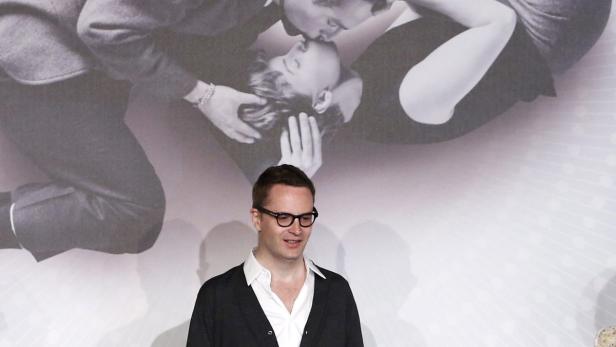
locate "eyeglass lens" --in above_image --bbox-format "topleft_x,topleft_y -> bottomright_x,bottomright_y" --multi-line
277,213 -> 315,227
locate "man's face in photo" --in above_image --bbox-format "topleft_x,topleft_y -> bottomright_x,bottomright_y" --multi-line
282,0 -> 380,40
253,184 -> 314,262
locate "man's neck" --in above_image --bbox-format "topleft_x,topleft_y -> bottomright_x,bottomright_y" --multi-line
254,248 -> 306,281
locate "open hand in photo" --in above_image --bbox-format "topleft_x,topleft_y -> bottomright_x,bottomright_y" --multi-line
278,113 -> 322,178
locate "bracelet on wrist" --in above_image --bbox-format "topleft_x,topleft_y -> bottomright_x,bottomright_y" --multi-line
192,83 -> 216,108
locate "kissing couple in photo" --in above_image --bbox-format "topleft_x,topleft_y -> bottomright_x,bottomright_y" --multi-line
190,0 -> 611,180
0,0 -> 609,260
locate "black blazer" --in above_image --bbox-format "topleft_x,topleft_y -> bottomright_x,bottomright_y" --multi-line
186,264 -> 364,347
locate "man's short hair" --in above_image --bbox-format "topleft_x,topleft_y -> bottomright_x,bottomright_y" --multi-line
252,165 -> 316,208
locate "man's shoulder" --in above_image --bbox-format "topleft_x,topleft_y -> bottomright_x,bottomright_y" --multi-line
313,264 -> 353,289
315,265 -> 342,279
311,264 -> 359,309
203,263 -> 244,287
195,263 -> 245,300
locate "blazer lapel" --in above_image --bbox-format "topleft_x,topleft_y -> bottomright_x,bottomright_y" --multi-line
300,272 -> 331,347
234,268 -> 279,347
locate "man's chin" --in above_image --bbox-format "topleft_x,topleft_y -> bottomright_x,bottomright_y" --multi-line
277,249 -> 305,261
281,15 -> 304,37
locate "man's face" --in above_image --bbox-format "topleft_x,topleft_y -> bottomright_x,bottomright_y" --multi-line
282,0 -> 377,40
252,184 -> 314,262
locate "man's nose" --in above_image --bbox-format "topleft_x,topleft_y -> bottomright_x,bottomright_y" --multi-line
288,219 -> 303,234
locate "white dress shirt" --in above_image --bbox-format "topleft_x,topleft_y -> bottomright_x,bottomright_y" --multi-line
244,250 -> 326,347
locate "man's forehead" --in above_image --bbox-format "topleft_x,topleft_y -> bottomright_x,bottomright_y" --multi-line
267,184 -> 313,196
263,184 -> 314,205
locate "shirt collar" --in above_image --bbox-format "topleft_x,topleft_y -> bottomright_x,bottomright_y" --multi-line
264,0 -> 273,6
306,258 -> 326,280
243,249 -> 326,286
243,249 -> 264,286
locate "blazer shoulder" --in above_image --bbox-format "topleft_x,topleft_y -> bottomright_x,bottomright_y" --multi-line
315,265 -> 346,281
314,265 -> 354,292
197,263 -> 244,295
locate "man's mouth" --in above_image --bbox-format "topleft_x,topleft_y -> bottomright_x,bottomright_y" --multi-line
284,239 -> 302,245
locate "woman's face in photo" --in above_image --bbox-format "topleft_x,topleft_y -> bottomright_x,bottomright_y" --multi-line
268,40 -> 341,99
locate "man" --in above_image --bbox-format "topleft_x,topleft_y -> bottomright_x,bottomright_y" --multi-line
0,0 -> 387,260
186,165 -> 363,346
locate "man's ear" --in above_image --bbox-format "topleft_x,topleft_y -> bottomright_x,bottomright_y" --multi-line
250,208 -> 262,232
312,89 -> 333,114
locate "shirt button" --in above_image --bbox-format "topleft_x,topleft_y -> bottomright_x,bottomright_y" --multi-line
267,330 -> 273,335
305,330 -> 308,335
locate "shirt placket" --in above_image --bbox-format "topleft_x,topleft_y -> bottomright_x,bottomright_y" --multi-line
261,270 -> 293,343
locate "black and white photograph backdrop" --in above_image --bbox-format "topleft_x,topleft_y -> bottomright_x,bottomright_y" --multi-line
1,0 -> 616,346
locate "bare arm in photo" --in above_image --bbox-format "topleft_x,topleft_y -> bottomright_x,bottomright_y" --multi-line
396,0 -> 516,124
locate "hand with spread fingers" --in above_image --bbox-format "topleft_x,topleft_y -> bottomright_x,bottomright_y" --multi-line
278,113 -> 322,178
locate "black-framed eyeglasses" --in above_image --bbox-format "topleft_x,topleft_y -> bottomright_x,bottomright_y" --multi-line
255,206 -> 319,227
